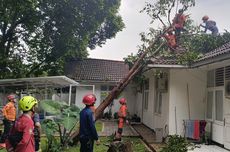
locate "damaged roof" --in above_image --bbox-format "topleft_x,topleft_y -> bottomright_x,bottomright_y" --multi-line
65,58 -> 129,82
149,41 -> 230,68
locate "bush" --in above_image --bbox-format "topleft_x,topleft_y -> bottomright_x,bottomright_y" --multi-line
160,135 -> 190,152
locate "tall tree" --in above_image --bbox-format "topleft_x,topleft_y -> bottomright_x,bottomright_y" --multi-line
0,0 -> 124,78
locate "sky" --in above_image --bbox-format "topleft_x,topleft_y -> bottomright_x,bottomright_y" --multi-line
89,0 -> 230,61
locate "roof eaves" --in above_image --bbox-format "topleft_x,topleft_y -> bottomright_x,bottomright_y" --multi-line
147,64 -> 188,68
191,52 -> 230,68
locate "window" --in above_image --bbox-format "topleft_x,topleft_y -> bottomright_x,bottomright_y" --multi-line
206,91 -> 213,119
155,91 -> 162,114
215,68 -> 224,86
100,85 -> 114,101
215,90 -> 223,121
143,79 -> 149,110
206,68 -> 224,122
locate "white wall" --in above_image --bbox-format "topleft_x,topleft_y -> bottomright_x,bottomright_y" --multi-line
168,68 -> 206,136
142,71 -> 155,129
141,70 -> 169,133
52,83 -> 136,116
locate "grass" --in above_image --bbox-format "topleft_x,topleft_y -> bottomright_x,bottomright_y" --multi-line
50,137 -> 149,152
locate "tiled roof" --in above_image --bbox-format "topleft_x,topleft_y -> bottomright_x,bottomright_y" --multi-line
195,41 -> 230,62
150,54 -> 180,65
64,58 -> 129,82
149,41 -> 230,67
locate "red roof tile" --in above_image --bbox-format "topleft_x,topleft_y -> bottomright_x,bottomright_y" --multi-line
64,58 -> 129,82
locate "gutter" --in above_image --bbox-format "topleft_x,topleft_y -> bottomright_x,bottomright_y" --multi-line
147,64 -> 188,68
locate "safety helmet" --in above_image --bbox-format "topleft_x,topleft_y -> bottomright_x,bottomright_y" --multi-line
82,94 -> 96,106
19,96 -> 38,111
202,15 -> 209,21
7,94 -> 17,102
119,98 -> 126,104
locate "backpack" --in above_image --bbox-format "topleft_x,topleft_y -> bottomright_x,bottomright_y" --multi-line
8,131 -> 23,149
7,122 -> 23,149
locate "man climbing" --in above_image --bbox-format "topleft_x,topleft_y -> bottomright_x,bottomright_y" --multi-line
114,98 -> 128,141
0,94 -> 17,146
172,9 -> 187,38
79,94 -> 99,152
162,29 -> 177,50
200,15 -> 219,36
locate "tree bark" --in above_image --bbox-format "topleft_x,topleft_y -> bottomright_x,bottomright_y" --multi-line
70,27 -> 169,143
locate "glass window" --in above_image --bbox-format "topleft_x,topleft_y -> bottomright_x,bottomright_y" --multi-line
155,91 -> 162,114
100,85 -> 107,91
143,79 -> 149,110
215,90 -> 223,121
206,91 -> 213,119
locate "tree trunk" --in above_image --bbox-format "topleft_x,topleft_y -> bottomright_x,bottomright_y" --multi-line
70,28 -> 169,144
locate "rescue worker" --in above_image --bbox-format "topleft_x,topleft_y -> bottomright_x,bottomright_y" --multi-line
200,15 -> 219,36
114,98 -> 128,141
163,29 -> 177,50
172,9 -> 187,38
79,94 -> 99,152
33,113 -> 41,152
0,94 -> 17,144
6,96 -> 38,152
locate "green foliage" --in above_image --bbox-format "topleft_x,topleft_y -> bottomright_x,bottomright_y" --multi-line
160,135 -> 190,152
40,100 -> 80,151
0,0 -> 124,78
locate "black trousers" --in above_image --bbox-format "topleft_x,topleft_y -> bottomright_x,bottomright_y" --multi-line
80,138 -> 94,152
0,119 -> 14,143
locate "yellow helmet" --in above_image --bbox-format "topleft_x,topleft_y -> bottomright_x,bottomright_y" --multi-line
19,96 -> 38,111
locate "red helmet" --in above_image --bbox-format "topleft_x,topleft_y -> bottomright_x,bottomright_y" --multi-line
82,94 -> 96,106
119,98 -> 126,104
202,15 -> 209,21
7,94 -> 17,102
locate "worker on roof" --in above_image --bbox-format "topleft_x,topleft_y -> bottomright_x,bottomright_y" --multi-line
163,29 -> 177,50
172,9 -> 188,38
200,15 -> 219,36
6,96 -> 38,152
114,97 -> 128,141
0,94 -> 17,145
79,94 -> 99,152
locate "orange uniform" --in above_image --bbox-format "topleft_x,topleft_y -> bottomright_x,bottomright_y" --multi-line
173,14 -> 186,29
2,102 -> 16,121
118,105 -> 127,129
164,34 -> 177,49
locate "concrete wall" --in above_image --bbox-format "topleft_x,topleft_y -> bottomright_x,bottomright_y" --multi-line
140,70 -> 169,133
142,71 -> 155,129
168,68 -> 206,136
52,83 -> 136,116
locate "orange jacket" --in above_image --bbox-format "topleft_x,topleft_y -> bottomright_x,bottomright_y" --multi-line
2,102 -> 16,121
164,34 -> 177,48
118,105 -> 127,118
173,14 -> 186,28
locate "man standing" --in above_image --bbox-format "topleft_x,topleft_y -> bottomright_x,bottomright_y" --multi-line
0,94 -> 17,144
79,94 -> 99,152
200,15 -> 219,36
114,98 -> 128,141
6,96 -> 38,152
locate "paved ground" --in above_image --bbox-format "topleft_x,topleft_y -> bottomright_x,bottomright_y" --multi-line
188,145 -> 230,152
99,120 -> 230,152
98,120 -> 139,137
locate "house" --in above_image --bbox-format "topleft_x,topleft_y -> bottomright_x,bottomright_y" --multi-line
64,58 -> 136,116
134,42 -> 230,149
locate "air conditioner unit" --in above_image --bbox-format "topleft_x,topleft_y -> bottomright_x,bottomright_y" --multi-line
225,80 -> 230,98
